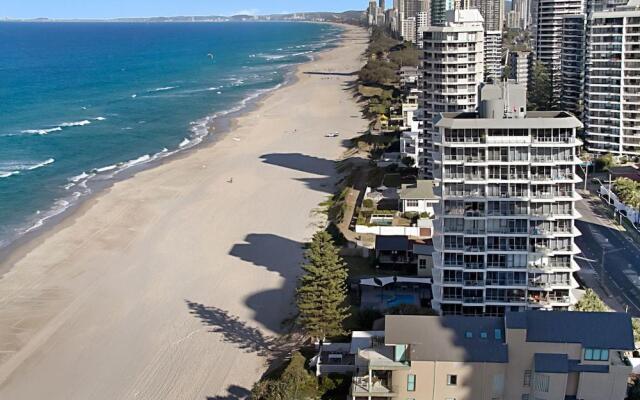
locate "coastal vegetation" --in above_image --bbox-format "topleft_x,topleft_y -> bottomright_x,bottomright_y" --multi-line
296,231 -> 350,341
358,28 -> 419,87
527,60 -> 553,111
574,289 -> 610,312
594,153 -> 615,172
613,177 -> 640,209
251,351 -> 349,400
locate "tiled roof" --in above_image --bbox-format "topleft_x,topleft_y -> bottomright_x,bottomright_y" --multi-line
385,315 -> 508,363
506,311 -> 634,350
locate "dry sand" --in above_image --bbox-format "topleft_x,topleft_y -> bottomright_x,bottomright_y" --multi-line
0,25 -> 369,399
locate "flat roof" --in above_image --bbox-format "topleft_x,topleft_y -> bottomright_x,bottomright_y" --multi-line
398,180 -> 437,200
435,111 -> 583,129
375,235 -> 410,251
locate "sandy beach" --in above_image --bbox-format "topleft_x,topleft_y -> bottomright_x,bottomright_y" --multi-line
0,24 -> 368,400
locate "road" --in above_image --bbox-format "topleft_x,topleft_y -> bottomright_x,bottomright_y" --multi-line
575,191 -> 640,316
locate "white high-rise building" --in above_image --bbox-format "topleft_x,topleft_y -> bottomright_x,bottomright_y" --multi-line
532,0 -> 585,99
471,0 -> 506,30
484,30 -> 503,82
585,6 -> 640,156
416,11 -> 431,46
402,16 -> 418,42
368,0 -> 380,26
431,83 -> 583,316
512,0 -> 530,28
421,9 -> 485,176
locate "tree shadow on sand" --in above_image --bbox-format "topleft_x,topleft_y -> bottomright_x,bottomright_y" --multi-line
206,384 -> 251,400
260,153 -> 337,194
228,233 -> 303,280
186,300 -> 276,358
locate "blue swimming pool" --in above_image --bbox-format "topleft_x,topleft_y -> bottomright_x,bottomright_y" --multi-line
385,294 -> 417,308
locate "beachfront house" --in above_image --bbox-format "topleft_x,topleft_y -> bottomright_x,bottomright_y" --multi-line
398,179 -> 437,215
375,235 -> 412,267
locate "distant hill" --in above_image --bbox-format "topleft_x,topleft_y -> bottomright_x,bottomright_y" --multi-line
5,10 -> 366,24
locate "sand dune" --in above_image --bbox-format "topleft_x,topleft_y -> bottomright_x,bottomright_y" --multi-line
0,25 -> 369,399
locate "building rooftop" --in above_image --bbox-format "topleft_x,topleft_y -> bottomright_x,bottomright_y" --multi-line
375,235 -> 410,252
385,315 -> 509,363
398,180 -> 437,200
534,353 -> 611,374
435,111 -> 582,129
506,311 -> 635,350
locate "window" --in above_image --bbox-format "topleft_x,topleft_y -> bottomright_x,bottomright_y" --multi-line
480,331 -> 488,339
407,374 -> 416,392
407,200 -> 419,207
494,329 -> 502,340
584,348 -> 592,360
584,348 -> 609,361
395,345 -> 407,362
522,395 -> 529,400
533,374 -> 549,393
523,370 -> 531,387
465,331 -> 473,338
447,374 -> 457,386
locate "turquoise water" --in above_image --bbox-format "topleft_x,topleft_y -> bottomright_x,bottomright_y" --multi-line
0,22 -> 342,248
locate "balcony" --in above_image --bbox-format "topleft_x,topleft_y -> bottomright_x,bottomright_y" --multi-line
486,279 -> 527,287
528,280 -> 572,290
463,296 -> 484,304
487,263 -> 528,270
463,279 -> 485,287
464,245 -> 486,253
529,294 -> 572,306
464,262 -> 485,270
351,376 -> 397,397
486,296 -> 527,304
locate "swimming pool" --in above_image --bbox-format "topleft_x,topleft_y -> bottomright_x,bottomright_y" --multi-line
385,294 -> 418,308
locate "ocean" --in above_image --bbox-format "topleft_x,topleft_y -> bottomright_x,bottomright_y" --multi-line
0,22 -> 342,249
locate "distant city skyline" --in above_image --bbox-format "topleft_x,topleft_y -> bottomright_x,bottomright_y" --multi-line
2,0 -> 365,20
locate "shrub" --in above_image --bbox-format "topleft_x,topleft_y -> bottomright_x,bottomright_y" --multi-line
363,199 -> 374,208
251,352 -> 319,400
594,153 -> 614,172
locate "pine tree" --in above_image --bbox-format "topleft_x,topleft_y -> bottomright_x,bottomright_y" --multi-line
527,60 -> 553,111
296,230 -> 350,341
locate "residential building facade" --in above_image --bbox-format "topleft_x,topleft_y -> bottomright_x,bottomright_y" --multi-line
509,50 -> 532,91
471,0 -> 506,30
531,0 -> 585,100
484,30 -> 503,82
560,14 -> 586,119
421,9 -> 485,178
431,0 -> 456,25
584,6 -> 640,156
350,312 -> 634,400
431,83 -> 582,316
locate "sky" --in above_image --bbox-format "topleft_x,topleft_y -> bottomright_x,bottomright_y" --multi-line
3,0 -> 365,19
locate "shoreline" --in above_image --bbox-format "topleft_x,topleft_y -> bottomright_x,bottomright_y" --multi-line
0,24 -> 369,399
0,23 -> 346,274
